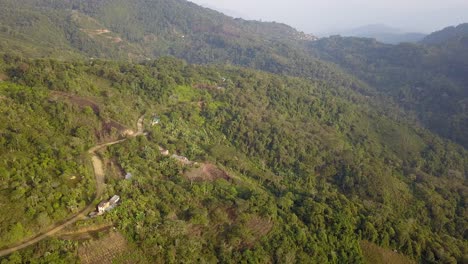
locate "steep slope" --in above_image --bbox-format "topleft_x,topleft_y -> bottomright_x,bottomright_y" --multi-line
1,0 -> 466,150
0,0 -> 144,59
0,0 -> 361,90
0,2 -> 466,262
421,23 -> 468,45
0,0 -> 311,60
0,55 -> 466,263
308,32 -> 468,148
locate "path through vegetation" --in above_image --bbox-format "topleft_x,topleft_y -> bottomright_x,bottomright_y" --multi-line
0,116 -> 146,257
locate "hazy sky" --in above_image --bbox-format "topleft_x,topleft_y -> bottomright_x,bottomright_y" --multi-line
190,0 -> 468,34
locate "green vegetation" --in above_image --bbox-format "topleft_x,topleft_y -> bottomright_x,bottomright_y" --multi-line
0,1 -> 466,263
309,34 -> 468,148
0,56 -> 466,263
0,0 -> 363,88
0,82 -> 95,247
0,0 -> 468,152
1,0 -> 466,149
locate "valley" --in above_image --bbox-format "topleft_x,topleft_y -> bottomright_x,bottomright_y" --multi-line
0,0 -> 466,263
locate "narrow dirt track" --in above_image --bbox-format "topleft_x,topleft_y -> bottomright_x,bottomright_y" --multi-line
0,116 -> 145,257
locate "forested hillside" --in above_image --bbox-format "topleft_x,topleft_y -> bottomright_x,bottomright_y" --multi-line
0,0 -> 365,92
1,0 -> 466,149
421,23 -> 468,45
0,0 -> 313,64
309,35 -> 468,148
0,0 -> 466,263
0,55 -> 466,263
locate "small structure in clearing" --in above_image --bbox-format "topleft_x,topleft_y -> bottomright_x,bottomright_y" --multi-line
122,129 -> 135,137
151,115 -> 160,126
98,195 -> 120,213
185,163 -> 232,182
125,172 -> 132,180
90,195 -> 120,217
171,154 -> 193,165
159,146 -> 170,156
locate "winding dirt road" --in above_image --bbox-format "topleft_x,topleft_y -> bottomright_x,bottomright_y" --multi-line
0,116 -> 145,257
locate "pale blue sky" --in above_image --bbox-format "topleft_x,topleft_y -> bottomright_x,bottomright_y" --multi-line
190,0 -> 468,34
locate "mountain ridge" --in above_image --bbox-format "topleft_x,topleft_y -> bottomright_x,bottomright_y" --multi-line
325,24 -> 427,44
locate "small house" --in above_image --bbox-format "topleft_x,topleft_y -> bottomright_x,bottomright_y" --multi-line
109,195 -> 120,205
151,115 -> 161,126
97,195 -> 120,214
125,173 -> 133,180
159,147 -> 170,156
98,201 -> 110,213
171,154 -> 192,165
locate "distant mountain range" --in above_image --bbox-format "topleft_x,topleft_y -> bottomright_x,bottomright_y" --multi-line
327,24 -> 427,44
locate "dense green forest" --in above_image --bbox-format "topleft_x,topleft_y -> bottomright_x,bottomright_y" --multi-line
0,0 -> 466,149
0,0 -> 466,263
0,0 -> 363,94
0,55 -> 466,263
308,28 -> 468,148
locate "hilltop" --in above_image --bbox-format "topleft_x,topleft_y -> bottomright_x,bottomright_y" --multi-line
421,23 -> 468,44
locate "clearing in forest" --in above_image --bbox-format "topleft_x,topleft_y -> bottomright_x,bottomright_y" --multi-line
185,163 -> 232,182
78,231 -> 128,264
360,240 -> 415,264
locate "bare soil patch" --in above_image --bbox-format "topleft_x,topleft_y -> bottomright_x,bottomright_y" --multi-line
360,240 -> 415,264
78,231 -> 128,264
185,163 -> 232,182
57,224 -> 113,241
243,216 -> 273,248
51,91 -> 129,141
80,28 -> 112,38
106,158 -> 126,180
91,29 -> 111,35
0,72 -> 8,81
51,91 -> 101,115
246,216 -> 272,237
99,120 -> 127,136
